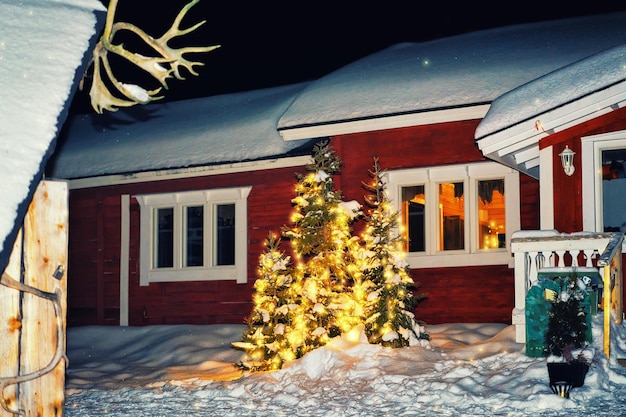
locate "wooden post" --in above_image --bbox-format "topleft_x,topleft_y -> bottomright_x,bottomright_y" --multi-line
603,264 -> 612,358
0,233 -> 23,415
598,232 -> 624,358
0,180 -> 68,416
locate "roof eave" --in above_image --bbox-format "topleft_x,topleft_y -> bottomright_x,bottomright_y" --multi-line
476,81 -> 626,179
278,105 -> 491,141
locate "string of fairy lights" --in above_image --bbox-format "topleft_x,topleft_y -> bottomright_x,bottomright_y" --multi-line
233,142 -> 428,371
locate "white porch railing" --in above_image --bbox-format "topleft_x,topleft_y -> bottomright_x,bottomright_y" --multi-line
510,230 -> 624,357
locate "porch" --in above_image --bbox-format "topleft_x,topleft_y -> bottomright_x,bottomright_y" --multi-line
510,230 -> 624,357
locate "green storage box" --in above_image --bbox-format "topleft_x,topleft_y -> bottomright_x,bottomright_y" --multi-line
525,267 -> 598,357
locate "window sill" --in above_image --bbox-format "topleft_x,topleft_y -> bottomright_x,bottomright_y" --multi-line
405,250 -> 513,269
140,266 -> 246,286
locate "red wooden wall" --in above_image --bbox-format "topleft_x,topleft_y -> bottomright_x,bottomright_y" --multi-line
540,106 -> 626,304
67,166 -> 308,326
66,119 -> 541,327
541,106 -> 626,233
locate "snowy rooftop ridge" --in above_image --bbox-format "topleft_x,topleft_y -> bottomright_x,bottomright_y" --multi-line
277,11 -> 626,131
0,0 -> 105,271
50,11 -> 626,182
49,82 -> 313,179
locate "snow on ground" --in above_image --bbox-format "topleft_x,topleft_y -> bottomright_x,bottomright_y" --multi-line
64,316 -> 626,416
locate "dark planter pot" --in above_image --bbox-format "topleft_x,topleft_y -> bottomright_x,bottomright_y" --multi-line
547,361 -> 589,398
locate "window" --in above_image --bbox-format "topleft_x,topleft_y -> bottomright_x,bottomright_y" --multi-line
136,187 -> 251,285
388,162 -> 519,268
601,149 -> 626,232
582,132 -> 626,250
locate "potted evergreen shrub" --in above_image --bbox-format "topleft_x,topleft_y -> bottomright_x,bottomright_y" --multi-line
544,273 -> 593,397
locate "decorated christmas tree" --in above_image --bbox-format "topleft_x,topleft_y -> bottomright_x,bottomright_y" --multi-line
234,145 -> 428,371
282,141 -> 364,350
360,158 -> 427,347
232,233 -> 296,371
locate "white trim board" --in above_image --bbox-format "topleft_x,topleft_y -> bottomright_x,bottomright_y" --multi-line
65,156 -> 313,190
279,105 -> 490,141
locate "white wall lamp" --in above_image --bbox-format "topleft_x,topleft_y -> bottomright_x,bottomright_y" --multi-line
559,145 -> 575,176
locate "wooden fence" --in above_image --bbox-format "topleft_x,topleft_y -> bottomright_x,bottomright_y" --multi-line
0,181 -> 68,416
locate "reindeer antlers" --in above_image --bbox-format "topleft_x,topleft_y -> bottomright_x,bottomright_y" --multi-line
86,0 -> 220,113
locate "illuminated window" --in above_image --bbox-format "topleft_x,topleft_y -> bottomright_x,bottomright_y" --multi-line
439,181 -> 465,251
389,162 -> 519,268
477,179 -> 506,250
137,187 -> 251,285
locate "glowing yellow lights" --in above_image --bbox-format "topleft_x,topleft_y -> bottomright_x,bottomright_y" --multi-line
281,349 -> 296,362
235,145 -> 425,371
344,326 -> 365,342
250,348 -> 265,361
290,212 -> 303,223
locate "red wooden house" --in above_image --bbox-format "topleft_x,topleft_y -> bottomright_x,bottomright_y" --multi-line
48,12 -> 626,328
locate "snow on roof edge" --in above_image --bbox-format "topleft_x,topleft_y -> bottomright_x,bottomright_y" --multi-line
0,1 -> 106,276
476,43 -> 626,140
48,82 -> 315,179
278,11 -> 626,131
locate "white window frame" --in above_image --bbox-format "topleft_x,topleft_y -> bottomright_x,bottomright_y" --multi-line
136,187 -> 251,286
582,131 -> 626,250
387,162 -> 519,268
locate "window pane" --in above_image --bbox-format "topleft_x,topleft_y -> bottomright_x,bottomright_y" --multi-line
602,149 -> 626,232
215,203 -> 235,265
478,179 -> 506,249
401,186 -> 425,252
155,207 -> 173,268
185,206 -> 204,267
439,182 -> 464,251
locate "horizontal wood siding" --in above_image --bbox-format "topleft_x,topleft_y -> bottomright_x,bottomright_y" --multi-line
411,265 -> 514,324
67,165 -> 307,326
67,197 -> 98,326
519,173 -> 540,230
330,120 -> 486,194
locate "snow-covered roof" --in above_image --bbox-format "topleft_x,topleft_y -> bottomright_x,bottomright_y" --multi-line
0,0 -> 104,271
476,43 -> 626,178
277,12 -> 626,141
48,83 -> 313,179
50,11 -> 626,182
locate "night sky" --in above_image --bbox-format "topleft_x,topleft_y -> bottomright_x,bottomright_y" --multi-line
68,1 -> 626,114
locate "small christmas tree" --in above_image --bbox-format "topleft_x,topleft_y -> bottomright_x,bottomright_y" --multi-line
232,233 -> 296,371
360,158 -> 427,347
